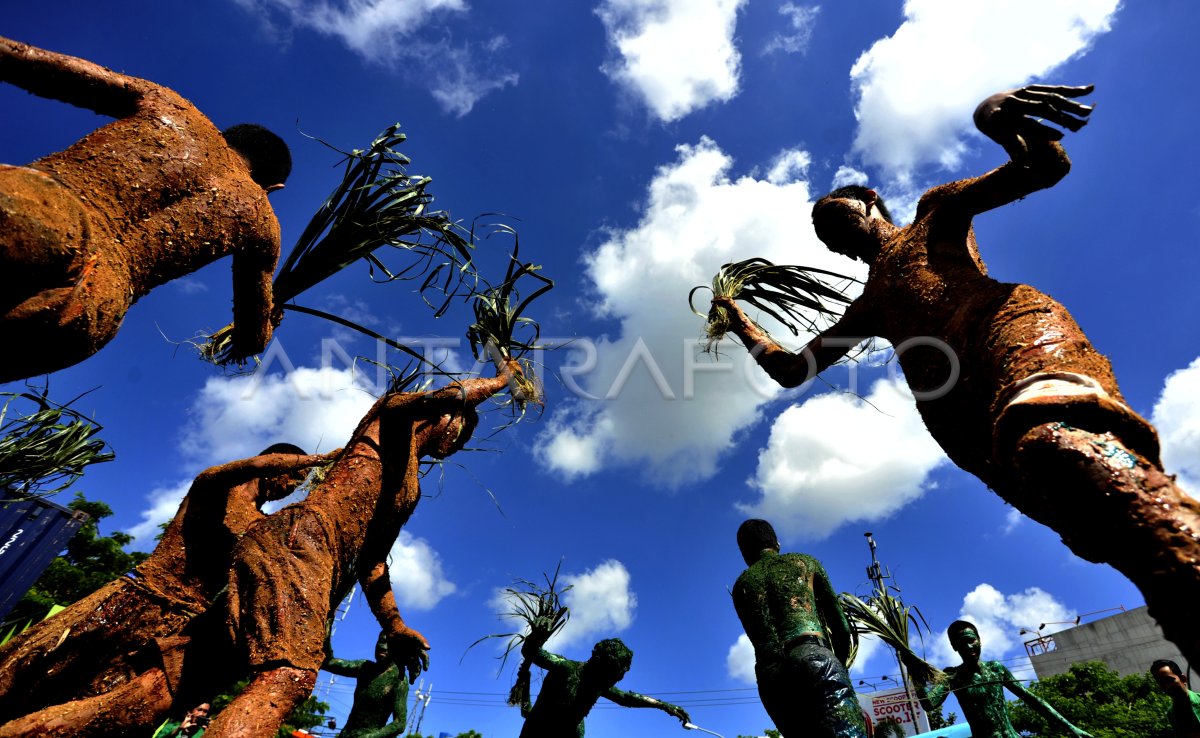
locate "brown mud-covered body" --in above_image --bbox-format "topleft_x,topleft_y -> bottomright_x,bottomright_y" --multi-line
0,36 -> 279,380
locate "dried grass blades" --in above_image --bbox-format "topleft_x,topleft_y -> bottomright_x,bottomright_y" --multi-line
466,227 -> 553,408
202,123 -> 476,365
465,564 -> 572,706
690,257 -> 857,350
0,389 -> 114,500
839,590 -> 945,686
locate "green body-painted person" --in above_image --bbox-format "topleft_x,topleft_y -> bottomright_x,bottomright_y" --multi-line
1151,659 -> 1200,738
732,519 -> 867,738
514,637 -> 690,737
324,632 -> 409,738
913,620 -> 1091,738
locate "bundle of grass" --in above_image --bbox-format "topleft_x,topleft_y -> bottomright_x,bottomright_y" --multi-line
465,230 -> 553,408
839,589 -> 945,686
466,564 -> 572,707
690,257 -> 857,351
0,389 -> 114,499
201,123 -> 476,365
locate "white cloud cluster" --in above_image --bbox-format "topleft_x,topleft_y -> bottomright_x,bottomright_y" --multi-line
849,0 -> 1120,185
388,530 -> 458,610
1152,356 -> 1200,496
232,0 -> 516,116
763,3 -> 820,56
929,583 -> 1076,668
596,0 -> 747,122
740,377 -> 947,540
533,137 -> 866,487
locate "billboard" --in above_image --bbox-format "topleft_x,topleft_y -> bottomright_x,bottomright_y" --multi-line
0,496 -> 88,622
857,686 -> 931,736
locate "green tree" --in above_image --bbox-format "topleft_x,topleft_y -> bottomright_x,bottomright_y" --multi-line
405,732 -> 484,738
210,678 -> 329,738
736,730 -> 782,738
1006,660 -> 1171,737
6,492 -> 148,624
926,702 -> 958,729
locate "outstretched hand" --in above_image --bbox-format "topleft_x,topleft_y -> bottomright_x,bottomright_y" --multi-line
386,626 -> 431,684
667,705 -> 691,726
974,84 -> 1093,164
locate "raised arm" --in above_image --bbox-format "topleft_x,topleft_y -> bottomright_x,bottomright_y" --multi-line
322,655 -> 366,678
712,296 -> 867,388
191,448 -> 341,490
1002,665 -> 1093,737
604,686 -> 690,725
383,360 -> 523,415
942,84 -> 1093,218
912,669 -> 954,713
360,559 -> 429,683
0,36 -> 148,118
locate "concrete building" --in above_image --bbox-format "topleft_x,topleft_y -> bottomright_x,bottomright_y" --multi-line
1026,605 -> 1190,679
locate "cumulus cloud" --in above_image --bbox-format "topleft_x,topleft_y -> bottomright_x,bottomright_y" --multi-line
555,559 -> 637,650
739,377 -> 947,540
727,633 -> 756,682
596,0 -> 747,122
763,3 -> 820,55
388,530 -> 458,610
232,0 -> 516,116
849,0 -> 1120,185
929,583 -> 1077,668
1152,356 -> 1200,496
533,137 -> 867,486
126,365 -> 378,546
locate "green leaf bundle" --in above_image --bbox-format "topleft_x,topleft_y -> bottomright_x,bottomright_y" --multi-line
690,257 -> 856,350
0,390 -> 114,499
839,590 -> 945,686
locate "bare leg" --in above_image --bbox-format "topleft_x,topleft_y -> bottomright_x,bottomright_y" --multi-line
202,666 -> 316,738
0,667 -> 171,738
1008,422 -> 1200,668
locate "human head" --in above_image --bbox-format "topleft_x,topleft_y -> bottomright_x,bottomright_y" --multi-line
418,406 -> 481,460
947,620 -> 981,664
585,638 -> 634,687
1151,659 -> 1189,696
222,123 -> 292,191
375,631 -> 390,662
737,519 -> 780,565
811,185 -> 894,262
256,442 -> 309,502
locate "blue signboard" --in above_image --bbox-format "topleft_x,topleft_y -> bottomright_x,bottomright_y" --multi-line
0,496 -> 88,621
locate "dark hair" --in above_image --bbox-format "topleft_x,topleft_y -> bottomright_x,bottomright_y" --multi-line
737,519 -> 779,563
222,123 -> 292,188
258,442 -> 306,456
1152,659 -> 1184,677
947,620 -> 978,641
591,638 -> 633,668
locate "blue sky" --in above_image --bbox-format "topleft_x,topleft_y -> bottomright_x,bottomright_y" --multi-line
4,1 -> 1200,736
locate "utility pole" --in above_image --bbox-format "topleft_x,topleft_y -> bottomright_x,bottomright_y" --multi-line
862,532 -> 928,735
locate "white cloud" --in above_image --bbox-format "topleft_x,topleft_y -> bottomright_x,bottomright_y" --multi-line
831,166 -> 868,189
929,583 -> 1076,667
554,559 -> 637,650
533,137 -> 867,487
388,530 -> 458,610
727,633 -> 756,683
126,366 -> 378,546
849,0 -> 1120,185
233,0 -> 516,116
180,366 -> 378,464
763,3 -> 820,55
596,0 -> 747,122
765,147 -> 811,185
1152,356 -> 1200,496
740,377 -> 947,540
